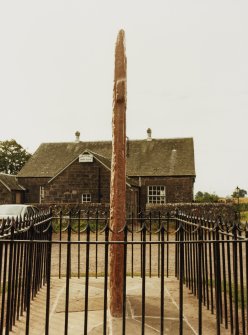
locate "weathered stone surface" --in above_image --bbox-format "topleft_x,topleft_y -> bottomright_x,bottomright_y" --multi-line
109,29 -> 127,317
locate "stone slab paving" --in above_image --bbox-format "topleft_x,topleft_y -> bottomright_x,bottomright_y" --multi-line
8,277 -> 230,334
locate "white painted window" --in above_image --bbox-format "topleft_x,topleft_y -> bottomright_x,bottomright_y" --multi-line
82,193 -> 91,203
147,186 -> 166,204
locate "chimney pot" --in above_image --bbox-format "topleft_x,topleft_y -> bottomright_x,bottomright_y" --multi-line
75,131 -> 80,143
147,128 -> 152,141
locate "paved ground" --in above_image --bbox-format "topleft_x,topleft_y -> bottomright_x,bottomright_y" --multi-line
4,231 -> 238,334
50,232 -> 176,278
8,276 -> 230,335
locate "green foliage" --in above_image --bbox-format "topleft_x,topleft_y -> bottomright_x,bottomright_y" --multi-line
239,203 -> 248,211
51,217 -> 106,233
195,191 -> 219,203
0,139 -> 31,174
240,211 -> 248,223
210,279 -> 246,306
232,188 -> 247,198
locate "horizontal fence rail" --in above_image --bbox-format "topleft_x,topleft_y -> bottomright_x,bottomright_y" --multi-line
0,209 -> 247,334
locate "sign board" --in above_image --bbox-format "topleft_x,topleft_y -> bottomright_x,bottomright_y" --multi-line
79,154 -> 93,163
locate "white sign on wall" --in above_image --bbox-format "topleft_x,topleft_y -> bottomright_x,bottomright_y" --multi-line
79,154 -> 93,163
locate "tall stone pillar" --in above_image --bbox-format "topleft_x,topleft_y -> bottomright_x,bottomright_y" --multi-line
109,29 -> 127,317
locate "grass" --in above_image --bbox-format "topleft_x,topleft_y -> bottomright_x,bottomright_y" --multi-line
0,282 -> 8,294
52,218 -> 106,233
240,211 -> 248,223
51,218 -> 173,234
208,279 -> 247,307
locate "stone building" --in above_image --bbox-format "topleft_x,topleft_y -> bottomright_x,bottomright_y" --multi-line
0,173 -> 25,204
17,131 -> 196,209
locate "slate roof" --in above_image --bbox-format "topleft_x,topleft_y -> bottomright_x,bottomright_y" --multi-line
0,173 -> 25,191
17,138 -> 195,178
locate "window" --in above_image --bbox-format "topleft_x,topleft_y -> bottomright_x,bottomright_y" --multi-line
147,186 -> 166,204
82,193 -> 91,203
39,186 -> 45,203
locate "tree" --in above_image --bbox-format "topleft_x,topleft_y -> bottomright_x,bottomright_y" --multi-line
232,188 -> 247,198
0,139 -> 31,174
195,191 -> 219,203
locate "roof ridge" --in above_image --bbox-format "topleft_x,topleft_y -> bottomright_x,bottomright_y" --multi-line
128,137 -> 193,142
40,140 -> 112,145
38,137 -> 193,146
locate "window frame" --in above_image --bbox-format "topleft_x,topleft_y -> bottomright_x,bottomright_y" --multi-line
147,185 -> 166,204
39,186 -> 45,203
82,193 -> 91,203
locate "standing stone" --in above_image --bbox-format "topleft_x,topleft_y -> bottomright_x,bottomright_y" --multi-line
109,29 -> 127,317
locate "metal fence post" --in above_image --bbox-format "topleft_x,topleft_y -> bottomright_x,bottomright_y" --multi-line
25,219 -> 34,335
64,211 -> 72,335
214,219 -> 221,335
103,216 -> 109,335
198,218 -> 203,335
179,214 -> 184,335
0,221 -> 8,335
160,212 -> 165,334
5,220 -> 14,334
122,223 -> 128,335
233,216 -> 239,335
45,209 -> 53,335
84,212 -> 90,335
141,212 -> 146,335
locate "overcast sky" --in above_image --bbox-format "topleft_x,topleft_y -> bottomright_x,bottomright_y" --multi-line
0,0 -> 247,197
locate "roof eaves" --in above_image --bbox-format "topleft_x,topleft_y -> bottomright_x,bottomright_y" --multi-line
93,157 -> 111,172
48,155 -> 79,184
88,150 -> 110,160
89,151 -> 139,188
126,182 -> 140,188
19,184 -> 26,191
87,150 -> 111,171
48,149 -> 111,184
0,179 -> 11,192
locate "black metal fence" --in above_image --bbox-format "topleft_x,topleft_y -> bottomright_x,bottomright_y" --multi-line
0,210 -> 52,334
0,209 -> 247,334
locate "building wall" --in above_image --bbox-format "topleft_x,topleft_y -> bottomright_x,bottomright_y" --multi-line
126,187 -> 139,215
0,184 -> 13,204
17,177 -> 50,203
18,159 -> 138,209
130,176 -> 194,209
17,161 -> 194,209
43,158 -> 111,204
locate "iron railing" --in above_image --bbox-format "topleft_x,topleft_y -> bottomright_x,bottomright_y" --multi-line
0,210 -> 52,334
0,209 -> 247,334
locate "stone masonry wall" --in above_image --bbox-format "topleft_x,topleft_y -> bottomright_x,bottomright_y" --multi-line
130,176 -> 194,209
146,203 -> 235,220
33,188 -> 138,216
44,158 -> 111,204
17,177 -> 50,203
17,164 -> 194,208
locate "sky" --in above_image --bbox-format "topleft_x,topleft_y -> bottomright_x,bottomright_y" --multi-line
0,0 -> 247,197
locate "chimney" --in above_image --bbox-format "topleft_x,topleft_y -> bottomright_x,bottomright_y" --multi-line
147,128 -> 152,141
75,131 -> 80,143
